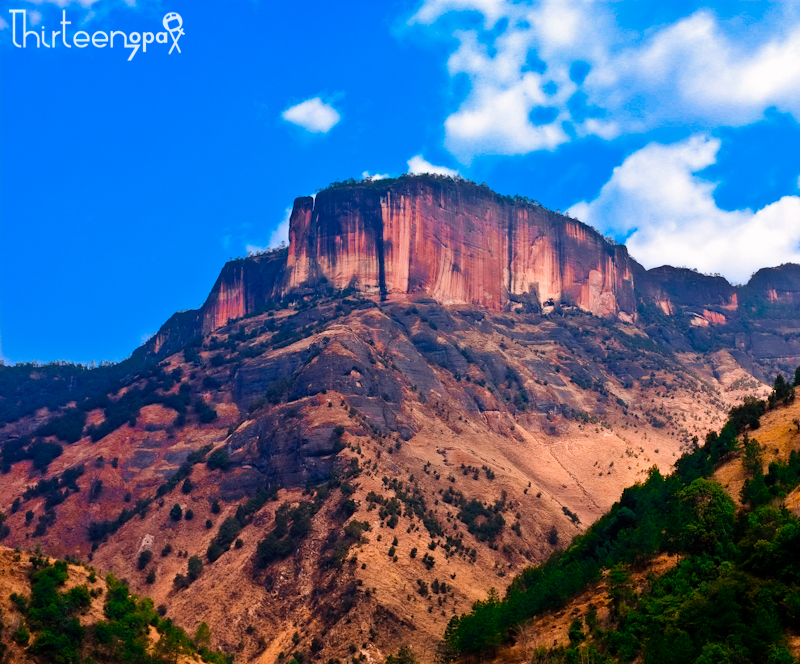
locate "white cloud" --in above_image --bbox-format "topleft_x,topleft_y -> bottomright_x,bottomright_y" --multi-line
29,10 -> 43,26
246,208 -> 292,255
0,16 -> 8,30
282,97 -> 340,134
568,135 -> 800,284
407,154 -> 459,177
411,0 -> 511,28
411,1 -> 800,159
268,208 -> 291,247
362,171 -> 389,180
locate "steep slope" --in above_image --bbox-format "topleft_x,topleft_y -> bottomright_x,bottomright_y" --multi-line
0,292 -> 759,661
444,380 -> 800,664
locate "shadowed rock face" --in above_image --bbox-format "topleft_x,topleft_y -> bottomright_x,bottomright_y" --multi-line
285,179 -> 637,316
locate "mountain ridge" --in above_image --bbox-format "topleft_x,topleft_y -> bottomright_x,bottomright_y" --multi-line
142,175 -> 800,374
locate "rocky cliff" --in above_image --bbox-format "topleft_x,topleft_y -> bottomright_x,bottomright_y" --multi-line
285,179 -> 636,317
142,175 -> 800,374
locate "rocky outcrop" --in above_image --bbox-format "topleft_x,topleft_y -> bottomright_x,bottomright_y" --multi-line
742,264 -> 800,309
633,264 -> 738,314
141,249 -> 287,359
284,178 -> 637,316
143,176 -> 800,360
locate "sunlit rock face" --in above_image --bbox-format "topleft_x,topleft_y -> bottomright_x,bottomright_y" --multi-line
284,178 -> 637,315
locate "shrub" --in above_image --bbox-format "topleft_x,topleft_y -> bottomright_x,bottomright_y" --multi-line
169,504 -> 182,521
34,408 -> 87,444
207,448 -> 230,471
187,555 -> 203,581
137,549 -> 152,570
13,623 -> 30,645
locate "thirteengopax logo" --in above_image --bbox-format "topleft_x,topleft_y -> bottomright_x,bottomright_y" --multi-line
8,10 -> 184,62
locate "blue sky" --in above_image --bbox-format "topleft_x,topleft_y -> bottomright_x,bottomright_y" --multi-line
2,0 -> 800,364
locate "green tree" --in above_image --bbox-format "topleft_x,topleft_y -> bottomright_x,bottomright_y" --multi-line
169,504 -> 182,521
194,621 -> 211,649
676,479 -> 736,554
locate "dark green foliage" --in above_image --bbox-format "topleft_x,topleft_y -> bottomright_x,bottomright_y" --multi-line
384,644 -> 418,664
207,447 -> 230,471
137,549 -> 153,570
194,399 -> 218,424
206,447 -> 230,470
187,555 -> 203,581
458,499 -> 505,542
93,573 -> 232,663
169,504 -> 182,521
208,486 -> 275,562
30,440 -> 64,472
13,623 -> 30,645
0,357 -> 156,428
769,374 -> 795,408
181,477 -> 194,494
24,559 -> 89,664
255,501 -> 321,570
34,408 -> 86,443
730,396 -> 767,432
23,463 -> 84,508
266,377 -> 293,404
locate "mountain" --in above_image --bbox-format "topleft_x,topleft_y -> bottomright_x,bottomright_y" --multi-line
1,174 -> 800,662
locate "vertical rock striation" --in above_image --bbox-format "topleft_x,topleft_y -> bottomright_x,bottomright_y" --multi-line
142,175 -> 800,359
283,177 -> 637,316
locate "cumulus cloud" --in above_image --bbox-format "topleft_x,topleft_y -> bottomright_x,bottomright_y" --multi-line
246,208 -> 292,255
362,171 -> 389,180
568,135 -> 800,284
28,10 -> 43,25
282,97 -> 340,134
411,0 -> 800,159
407,154 -> 459,177
0,16 -> 8,30
267,208 -> 291,247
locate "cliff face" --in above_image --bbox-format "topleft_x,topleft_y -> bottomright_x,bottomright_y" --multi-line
633,264 -> 739,316
142,250 -> 287,360
285,179 -> 636,316
743,264 -> 800,308
144,176 -> 800,361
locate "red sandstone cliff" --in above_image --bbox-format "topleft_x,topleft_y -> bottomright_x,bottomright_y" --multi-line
284,177 -> 636,316
142,175 -> 800,359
